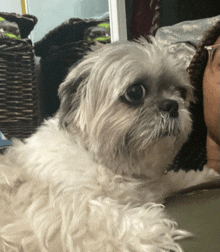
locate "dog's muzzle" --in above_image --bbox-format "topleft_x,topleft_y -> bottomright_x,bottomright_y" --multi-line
158,99 -> 179,118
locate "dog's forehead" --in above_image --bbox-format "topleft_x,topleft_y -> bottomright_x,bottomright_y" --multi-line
98,42 -> 164,77
106,46 -> 186,87
72,40 -> 190,100
99,40 -> 159,62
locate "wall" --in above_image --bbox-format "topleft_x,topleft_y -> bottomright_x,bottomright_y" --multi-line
27,0 -> 109,43
1,0 -> 22,14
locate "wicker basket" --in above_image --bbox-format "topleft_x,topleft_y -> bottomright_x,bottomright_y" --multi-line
0,37 -> 41,140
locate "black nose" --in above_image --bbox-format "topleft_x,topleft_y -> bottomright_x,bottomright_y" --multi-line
158,99 -> 179,118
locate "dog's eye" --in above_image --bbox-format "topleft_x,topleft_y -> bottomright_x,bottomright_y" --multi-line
124,84 -> 146,103
178,87 -> 187,100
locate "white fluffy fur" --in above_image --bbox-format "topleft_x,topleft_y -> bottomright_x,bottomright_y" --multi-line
0,38 -> 218,252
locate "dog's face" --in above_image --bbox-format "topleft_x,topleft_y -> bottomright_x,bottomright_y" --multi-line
58,38 -> 194,176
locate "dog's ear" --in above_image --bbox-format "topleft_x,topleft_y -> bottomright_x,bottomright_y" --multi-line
58,48 -> 104,129
58,74 -> 86,129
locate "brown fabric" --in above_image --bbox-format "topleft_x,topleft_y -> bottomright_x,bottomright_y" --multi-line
130,0 -> 160,38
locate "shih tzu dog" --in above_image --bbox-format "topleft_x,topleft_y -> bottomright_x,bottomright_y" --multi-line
0,37 -> 218,252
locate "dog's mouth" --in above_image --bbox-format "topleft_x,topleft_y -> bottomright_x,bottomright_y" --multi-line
159,127 -> 180,138
125,115 -> 181,151
158,112 -> 181,137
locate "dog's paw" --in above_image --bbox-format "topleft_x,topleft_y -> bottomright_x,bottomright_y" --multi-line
77,198 -> 190,252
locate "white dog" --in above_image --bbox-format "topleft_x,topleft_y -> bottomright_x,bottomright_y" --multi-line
0,37 -> 218,252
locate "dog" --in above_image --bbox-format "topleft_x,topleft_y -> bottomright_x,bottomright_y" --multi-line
0,37 -> 218,252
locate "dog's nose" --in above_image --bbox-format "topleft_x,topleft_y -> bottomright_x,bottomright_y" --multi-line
158,99 -> 179,118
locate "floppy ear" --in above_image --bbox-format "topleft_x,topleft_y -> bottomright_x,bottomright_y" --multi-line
58,74 -> 86,129
58,47 -> 103,129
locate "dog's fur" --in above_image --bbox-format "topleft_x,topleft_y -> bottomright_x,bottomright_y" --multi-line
0,38 -> 218,252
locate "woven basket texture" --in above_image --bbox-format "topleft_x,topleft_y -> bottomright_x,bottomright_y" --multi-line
0,38 -> 41,140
